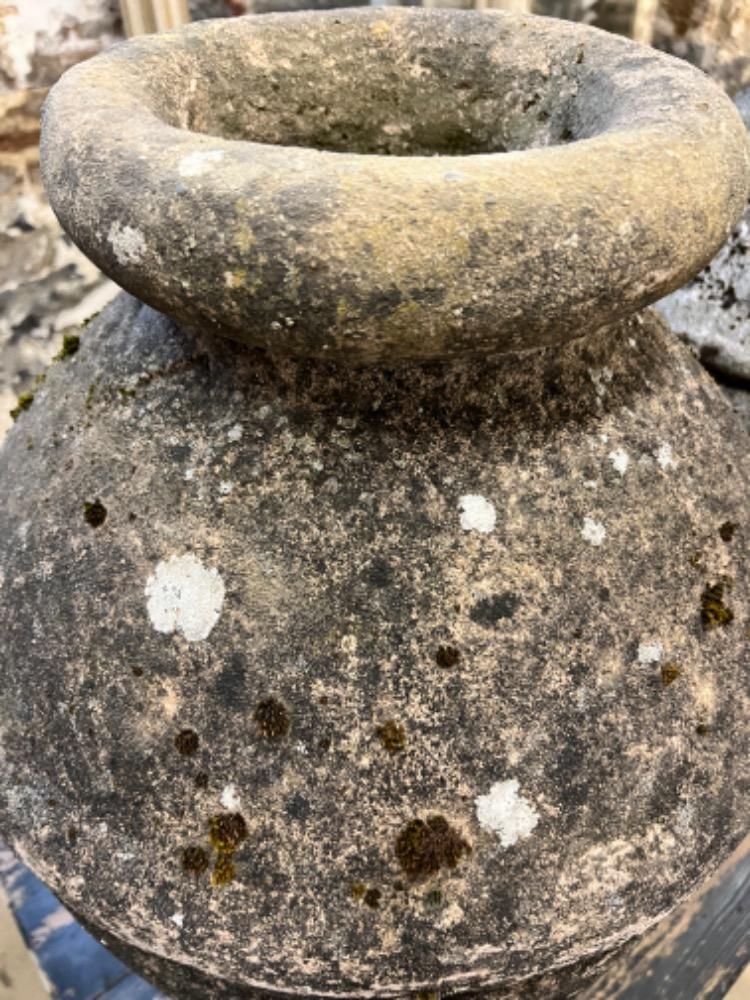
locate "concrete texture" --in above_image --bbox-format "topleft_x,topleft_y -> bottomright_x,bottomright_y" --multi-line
0,294 -> 748,997
40,8 -> 750,364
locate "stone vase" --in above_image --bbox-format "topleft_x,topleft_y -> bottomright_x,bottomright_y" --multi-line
1,9 -> 749,999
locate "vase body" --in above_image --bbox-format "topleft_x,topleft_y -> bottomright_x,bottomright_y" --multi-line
0,293 -> 747,998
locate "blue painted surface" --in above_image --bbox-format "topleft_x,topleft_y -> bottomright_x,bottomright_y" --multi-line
0,846 -> 166,1000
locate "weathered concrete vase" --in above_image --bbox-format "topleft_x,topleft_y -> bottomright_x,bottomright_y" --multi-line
1,9 -> 749,999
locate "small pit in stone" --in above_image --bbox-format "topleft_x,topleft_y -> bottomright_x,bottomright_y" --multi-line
719,521 -> 738,542
434,645 -> 461,669
363,887 -> 382,909
82,499 -> 107,528
174,729 -> 200,756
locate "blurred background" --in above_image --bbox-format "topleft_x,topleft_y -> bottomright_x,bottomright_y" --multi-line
0,0 -> 748,997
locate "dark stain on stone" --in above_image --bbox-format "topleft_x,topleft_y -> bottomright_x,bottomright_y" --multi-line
254,697 -> 291,740
174,729 -> 199,756
376,720 -> 406,755
695,722 -> 712,737
367,557 -> 392,588
701,582 -> 734,631
208,812 -> 248,852
363,887 -> 382,909
424,887 -> 443,906
434,645 -> 460,668
469,592 -> 520,626
195,771 -> 209,789
395,815 -> 471,881
67,825 -> 78,844
83,499 -> 107,528
718,521 -> 738,542
285,793 -> 311,821
132,666 -> 144,677
54,333 -> 80,361
215,651 -> 248,709
181,845 -> 209,876
660,662 -> 681,687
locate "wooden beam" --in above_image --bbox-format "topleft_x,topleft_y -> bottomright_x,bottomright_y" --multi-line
152,0 -> 191,32
120,0 -> 189,37
120,0 -> 157,37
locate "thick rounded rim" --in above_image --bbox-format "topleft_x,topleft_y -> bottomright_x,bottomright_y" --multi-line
41,8 -> 750,364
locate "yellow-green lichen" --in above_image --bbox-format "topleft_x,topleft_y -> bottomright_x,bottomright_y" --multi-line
701,581 -> 733,631
54,333 -> 80,361
211,853 -> 236,887
660,662 -> 681,687
376,720 -> 406,755
10,391 -> 34,421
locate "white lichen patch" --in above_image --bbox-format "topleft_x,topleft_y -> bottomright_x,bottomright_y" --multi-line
637,641 -> 662,665
654,442 -> 676,470
170,911 -> 185,929
218,480 -> 234,496
458,494 -> 496,533
608,448 -> 630,476
227,423 -> 243,443
178,149 -> 225,178
107,221 -> 146,266
145,553 -> 225,642
220,784 -> 241,810
581,517 -> 606,546
475,779 -> 539,848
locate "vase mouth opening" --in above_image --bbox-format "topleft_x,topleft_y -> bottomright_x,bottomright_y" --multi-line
41,8 -> 750,364
149,13 -> 585,157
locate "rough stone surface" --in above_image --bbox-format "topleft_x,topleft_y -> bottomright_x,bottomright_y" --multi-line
721,382 -> 750,433
0,293 -> 748,998
655,87 -> 749,382
40,8 -> 750,364
655,208 -> 750,381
